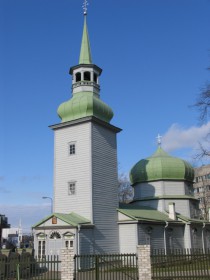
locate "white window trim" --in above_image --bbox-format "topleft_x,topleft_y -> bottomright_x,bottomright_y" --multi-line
68,141 -> 76,156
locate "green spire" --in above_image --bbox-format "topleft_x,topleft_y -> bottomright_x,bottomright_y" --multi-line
79,15 -> 92,64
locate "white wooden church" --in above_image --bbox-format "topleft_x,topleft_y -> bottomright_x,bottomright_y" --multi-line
32,8 -> 210,258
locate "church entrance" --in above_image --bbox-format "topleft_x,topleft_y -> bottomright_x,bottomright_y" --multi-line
48,231 -> 63,256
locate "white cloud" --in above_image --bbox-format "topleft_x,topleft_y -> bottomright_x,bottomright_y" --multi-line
162,122 -> 210,152
0,204 -> 51,233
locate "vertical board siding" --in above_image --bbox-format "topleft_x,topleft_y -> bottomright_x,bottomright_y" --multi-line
138,224 -> 164,249
79,228 -> 94,254
92,123 -> 119,253
167,226 -> 185,250
54,123 -> 92,220
191,226 -> 203,249
119,224 -> 137,253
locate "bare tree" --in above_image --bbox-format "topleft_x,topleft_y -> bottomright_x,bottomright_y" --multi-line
118,173 -> 133,203
193,67 -> 210,159
194,81 -> 210,122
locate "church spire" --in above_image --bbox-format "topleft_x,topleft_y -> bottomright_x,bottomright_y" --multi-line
79,9 -> 92,64
57,2 -> 114,124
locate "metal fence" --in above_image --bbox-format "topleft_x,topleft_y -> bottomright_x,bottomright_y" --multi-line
0,251 -> 61,280
74,253 -> 138,280
151,248 -> 210,280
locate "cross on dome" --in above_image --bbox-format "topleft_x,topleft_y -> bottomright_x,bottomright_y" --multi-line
82,0 -> 89,15
156,134 -> 162,147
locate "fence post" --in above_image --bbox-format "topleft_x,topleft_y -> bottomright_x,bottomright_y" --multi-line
137,245 -> 152,280
61,248 -> 74,280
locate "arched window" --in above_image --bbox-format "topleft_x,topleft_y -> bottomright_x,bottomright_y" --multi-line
94,73 -> 97,83
75,72 -> 81,82
50,231 -> 61,239
84,71 -> 91,81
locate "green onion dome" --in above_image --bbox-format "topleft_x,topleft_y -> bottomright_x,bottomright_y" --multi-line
130,147 -> 194,185
57,91 -> 114,123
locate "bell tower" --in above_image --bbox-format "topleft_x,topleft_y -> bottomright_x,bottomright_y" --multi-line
50,4 -> 121,253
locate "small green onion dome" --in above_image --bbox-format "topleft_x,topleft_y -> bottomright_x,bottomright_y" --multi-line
130,147 -> 194,185
57,91 -> 114,123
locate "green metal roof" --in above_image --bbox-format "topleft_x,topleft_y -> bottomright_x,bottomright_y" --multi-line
32,212 -> 91,228
57,91 -> 114,123
176,213 -> 209,224
118,205 -> 207,224
79,15 -> 92,64
130,147 -> 194,185
118,205 -> 174,222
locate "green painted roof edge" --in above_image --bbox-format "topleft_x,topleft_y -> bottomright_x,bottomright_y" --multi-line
32,212 -> 91,228
177,213 -> 210,224
79,16 -> 92,64
130,195 -> 198,203
32,214 -> 52,228
117,207 -> 173,223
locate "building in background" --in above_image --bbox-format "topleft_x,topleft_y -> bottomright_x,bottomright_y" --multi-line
0,214 -> 10,248
194,164 -> 210,220
1,223 -> 23,249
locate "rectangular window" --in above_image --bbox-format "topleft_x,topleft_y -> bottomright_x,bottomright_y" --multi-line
38,240 -> 45,259
65,240 -> 74,248
68,182 -> 76,195
69,143 -> 76,155
200,197 -> 205,203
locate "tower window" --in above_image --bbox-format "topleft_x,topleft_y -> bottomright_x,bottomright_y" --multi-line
94,73 -> 97,83
68,182 -> 76,195
75,72 -> 81,82
84,71 -> 91,81
69,143 -> 76,155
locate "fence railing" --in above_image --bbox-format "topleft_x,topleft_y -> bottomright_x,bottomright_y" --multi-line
0,251 -> 61,280
74,253 -> 138,280
151,248 -> 210,280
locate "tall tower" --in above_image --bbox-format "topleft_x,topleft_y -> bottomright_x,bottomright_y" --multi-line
50,8 -> 121,253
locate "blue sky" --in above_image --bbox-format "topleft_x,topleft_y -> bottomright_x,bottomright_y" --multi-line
1,0 -> 210,232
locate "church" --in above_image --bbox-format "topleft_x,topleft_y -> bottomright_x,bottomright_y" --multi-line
32,8 -> 210,258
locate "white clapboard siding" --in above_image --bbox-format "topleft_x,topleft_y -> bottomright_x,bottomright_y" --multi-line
164,199 -> 190,217
119,224 -> 137,253
92,123 -> 119,253
164,181 -> 185,195
54,122 -> 92,220
134,181 -> 186,200
133,199 -> 163,210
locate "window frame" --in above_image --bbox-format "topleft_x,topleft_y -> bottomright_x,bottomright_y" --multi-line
68,142 -> 76,156
68,181 -> 76,195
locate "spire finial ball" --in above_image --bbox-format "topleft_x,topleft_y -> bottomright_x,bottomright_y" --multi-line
82,0 -> 88,15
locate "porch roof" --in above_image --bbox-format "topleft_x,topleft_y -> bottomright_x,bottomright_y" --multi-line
118,205 -> 174,222
32,212 -> 91,228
